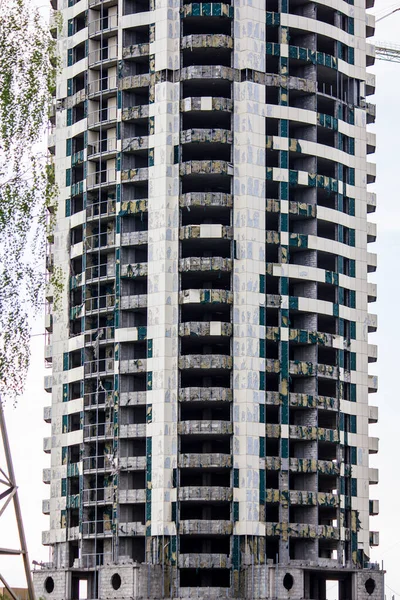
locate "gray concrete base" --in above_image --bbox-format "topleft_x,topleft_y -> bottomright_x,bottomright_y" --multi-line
33,563 -> 384,600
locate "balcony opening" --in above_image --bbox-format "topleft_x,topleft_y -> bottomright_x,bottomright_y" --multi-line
180,370 -> 231,389
318,507 -> 337,527
266,438 -> 279,457
289,440 -> 315,459
182,140 -> 231,162
180,436 -> 231,454
119,438 -> 146,457
318,475 -> 337,494
318,410 -> 337,429
265,470 -> 279,488
120,503 -> 145,525
180,470 -> 230,487
265,86 -> 279,106
122,213 -> 148,233
180,271 -> 231,293
265,539 -> 279,562
181,78 -> 232,100
120,341 -> 147,360
182,48 -> 231,69
69,476 -> 79,496
180,569 -> 230,588
317,33 -> 335,56
288,90 -> 315,111
68,541 -> 79,568
265,505 -> 279,522
120,372 -> 147,392
266,373 -> 279,392
180,502 -> 230,521
317,283 -> 336,304
317,188 -> 336,210
68,412 -> 81,433
180,535 -> 230,554
123,0 -> 150,15
318,379 -> 337,398
180,403 -> 230,422
73,103 -> 85,124
182,17 -> 231,37
318,346 -> 337,367
69,508 -> 80,527
265,341 -> 279,359
317,126 -> 335,148
123,25 -> 149,46
289,472 -> 315,492
120,405 -> 146,425
122,181 -> 148,201
120,470 -> 145,490
73,12 -> 86,34
317,250 -> 336,272
289,539 -> 314,561
124,58 -> 149,76
289,505 -> 314,524
265,243 -> 278,263
289,123 -> 316,144
180,337 -> 231,357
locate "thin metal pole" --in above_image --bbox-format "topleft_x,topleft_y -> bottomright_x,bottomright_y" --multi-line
0,401 -> 36,600
0,572 -> 21,600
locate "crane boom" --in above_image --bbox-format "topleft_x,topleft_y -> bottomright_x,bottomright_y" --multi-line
375,41 -> 400,63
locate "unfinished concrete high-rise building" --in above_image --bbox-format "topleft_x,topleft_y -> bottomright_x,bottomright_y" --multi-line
34,0 -> 383,595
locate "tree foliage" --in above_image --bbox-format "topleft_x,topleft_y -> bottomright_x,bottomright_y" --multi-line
0,0 -> 58,401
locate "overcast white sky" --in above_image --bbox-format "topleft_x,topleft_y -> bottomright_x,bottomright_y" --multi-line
1,0 -> 400,596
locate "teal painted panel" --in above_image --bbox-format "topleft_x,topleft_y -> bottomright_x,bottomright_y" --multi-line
147,372 -> 152,390
350,415 -> 357,433
233,468 -> 239,488
280,277 -> 288,295
259,371 -> 265,390
259,437 -> 265,458
280,120 -> 288,138
232,535 -> 240,570
259,469 -> 265,503
281,438 -> 289,460
349,290 -> 356,308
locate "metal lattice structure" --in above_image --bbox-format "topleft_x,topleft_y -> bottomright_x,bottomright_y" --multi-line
375,40 -> 400,63
0,402 -> 35,600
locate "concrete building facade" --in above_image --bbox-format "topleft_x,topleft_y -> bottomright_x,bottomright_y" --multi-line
34,0 -> 383,594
